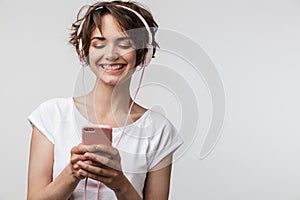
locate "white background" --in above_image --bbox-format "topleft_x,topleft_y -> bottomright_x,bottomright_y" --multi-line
1,0 -> 300,199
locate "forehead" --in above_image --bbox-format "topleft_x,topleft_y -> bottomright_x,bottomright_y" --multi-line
90,14 -> 127,39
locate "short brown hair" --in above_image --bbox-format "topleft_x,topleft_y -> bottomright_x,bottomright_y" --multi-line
69,1 -> 159,66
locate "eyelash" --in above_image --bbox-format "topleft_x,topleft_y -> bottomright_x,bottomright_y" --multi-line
118,44 -> 131,49
94,45 -> 105,49
93,43 -> 132,49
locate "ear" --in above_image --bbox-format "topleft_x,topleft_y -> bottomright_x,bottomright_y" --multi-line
142,44 -> 153,67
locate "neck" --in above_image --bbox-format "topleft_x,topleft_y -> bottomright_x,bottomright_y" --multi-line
87,78 -> 132,115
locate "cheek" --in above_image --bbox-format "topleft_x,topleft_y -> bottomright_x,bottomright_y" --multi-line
88,49 -> 104,64
123,51 -> 137,65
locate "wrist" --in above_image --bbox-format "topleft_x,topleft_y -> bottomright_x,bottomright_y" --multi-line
115,176 -> 128,193
113,175 -> 142,200
114,175 -> 130,197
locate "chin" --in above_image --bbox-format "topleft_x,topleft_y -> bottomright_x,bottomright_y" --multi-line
99,75 -> 127,87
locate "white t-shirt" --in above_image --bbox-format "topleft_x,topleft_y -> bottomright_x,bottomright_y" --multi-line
28,97 -> 183,200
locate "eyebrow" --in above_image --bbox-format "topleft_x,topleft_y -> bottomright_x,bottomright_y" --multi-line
116,37 -> 131,41
91,36 -> 105,41
90,36 -> 131,41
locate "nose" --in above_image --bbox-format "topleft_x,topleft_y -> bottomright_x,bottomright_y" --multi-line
104,42 -> 119,62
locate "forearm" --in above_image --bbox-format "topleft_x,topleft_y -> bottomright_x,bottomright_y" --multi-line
28,163 -> 80,200
114,177 -> 142,200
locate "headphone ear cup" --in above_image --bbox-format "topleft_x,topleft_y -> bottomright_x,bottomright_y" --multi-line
141,44 -> 153,67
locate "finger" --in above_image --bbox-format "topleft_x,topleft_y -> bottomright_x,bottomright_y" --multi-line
78,168 -> 114,184
78,161 -> 117,178
73,159 -> 93,171
83,160 -> 93,165
91,160 -> 109,168
92,150 -> 112,159
95,145 -> 120,159
71,144 -> 98,154
84,152 -> 120,170
70,144 -> 86,154
74,170 -> 86,180
70,154 -> 86,165
68,162 -> 86,180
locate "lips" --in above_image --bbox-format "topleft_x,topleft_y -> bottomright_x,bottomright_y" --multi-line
98,64 -> 126,70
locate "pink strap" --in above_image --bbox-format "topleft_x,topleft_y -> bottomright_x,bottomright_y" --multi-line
97,182 -> 101,200
84,178 -> 101,200
84,177 -> 88,200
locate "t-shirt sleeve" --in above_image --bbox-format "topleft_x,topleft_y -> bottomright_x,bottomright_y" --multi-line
27,100 -> 56,144
147,119 -> 183,170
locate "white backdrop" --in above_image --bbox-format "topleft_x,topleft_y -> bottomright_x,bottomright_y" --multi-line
0,0 -> 300,199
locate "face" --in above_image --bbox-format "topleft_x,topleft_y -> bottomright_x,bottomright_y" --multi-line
88,14 -> 137,86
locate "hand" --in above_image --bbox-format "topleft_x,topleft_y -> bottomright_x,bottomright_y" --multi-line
69,144 -> 94,180
77,144 -> 127,192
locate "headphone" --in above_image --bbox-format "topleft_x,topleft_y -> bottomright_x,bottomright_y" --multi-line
77,5 -> 153,68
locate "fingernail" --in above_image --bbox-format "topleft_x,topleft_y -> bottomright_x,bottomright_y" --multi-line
84,152 -> 91,157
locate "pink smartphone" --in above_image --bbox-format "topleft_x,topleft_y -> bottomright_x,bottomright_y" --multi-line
82,125 -> 112,146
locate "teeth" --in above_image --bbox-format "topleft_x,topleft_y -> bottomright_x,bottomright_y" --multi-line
100,64 -> 124,70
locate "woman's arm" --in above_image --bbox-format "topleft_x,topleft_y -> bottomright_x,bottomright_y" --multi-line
27,126 -> 82,200
143,154 -> 173,200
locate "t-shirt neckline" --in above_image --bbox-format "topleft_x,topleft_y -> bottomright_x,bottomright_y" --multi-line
70,97 -> 150,130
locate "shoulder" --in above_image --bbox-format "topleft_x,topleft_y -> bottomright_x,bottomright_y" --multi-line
39,97 -> 72,108
28,97 -> 73,144
143,110 -> 183,170
35,97 -> 73,121
147,110 -> 177,130
136,109 -> 179,139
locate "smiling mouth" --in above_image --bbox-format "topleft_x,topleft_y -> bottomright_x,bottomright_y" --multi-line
99,64 -> 126,70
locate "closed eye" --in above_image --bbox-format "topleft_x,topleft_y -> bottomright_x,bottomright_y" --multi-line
94,45 -> 105,49
90,36 -> 134,49
118,44 -> 132,49
117,37 -> 134,49
91,36 -> 106,49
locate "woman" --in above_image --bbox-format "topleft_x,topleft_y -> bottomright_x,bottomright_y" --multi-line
27,1 -> 182,199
